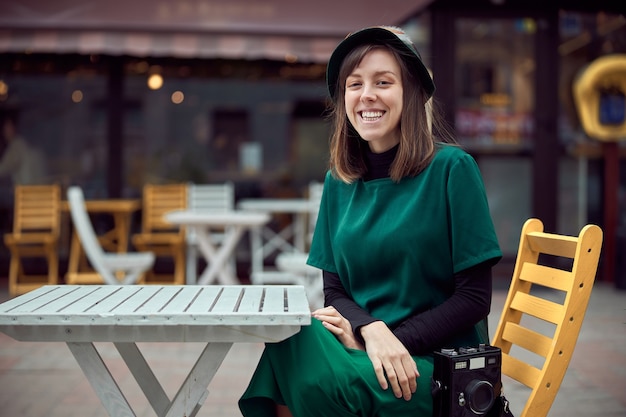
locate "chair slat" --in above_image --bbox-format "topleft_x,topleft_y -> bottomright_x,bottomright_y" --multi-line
519,262 -> 573,291
526,232 -> 578,258
502,322 -> 552,358
510,291 -> 564,325
502,352 -> 541,389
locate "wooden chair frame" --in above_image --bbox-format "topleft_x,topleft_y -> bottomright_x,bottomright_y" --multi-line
3,184 -> 61,296
492,218 -> 603,417
132,183 -> 187,285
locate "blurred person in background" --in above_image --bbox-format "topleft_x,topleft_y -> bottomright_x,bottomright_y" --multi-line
0,113 -> 47,185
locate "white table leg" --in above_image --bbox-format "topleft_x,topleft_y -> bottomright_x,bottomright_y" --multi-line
197,227 -> 244,285
68,341 -> 233,417
164,342 -> 232,417
115,342 -> 170,416
67,342 -> 136,417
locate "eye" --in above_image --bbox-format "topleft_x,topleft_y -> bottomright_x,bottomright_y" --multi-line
346,80 -> 362,89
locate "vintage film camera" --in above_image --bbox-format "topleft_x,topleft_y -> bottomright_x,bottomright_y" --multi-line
432,344 -> 502,417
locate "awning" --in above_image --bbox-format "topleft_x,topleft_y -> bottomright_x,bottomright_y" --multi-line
0,0 -> 436,62
0,29 -> 342,63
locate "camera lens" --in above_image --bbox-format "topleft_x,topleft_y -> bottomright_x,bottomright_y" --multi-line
466,379 -> 495,415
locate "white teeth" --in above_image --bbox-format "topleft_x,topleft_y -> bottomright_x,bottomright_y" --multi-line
361,111 -> 383,120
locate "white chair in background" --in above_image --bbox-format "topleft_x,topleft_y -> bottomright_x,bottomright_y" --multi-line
256,181 -> 325,308
186,182 -> 236,284
67,186 -> 155,285
305,181 -> 324,244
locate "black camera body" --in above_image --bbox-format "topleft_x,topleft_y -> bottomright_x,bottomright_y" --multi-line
432,344 -> 502,417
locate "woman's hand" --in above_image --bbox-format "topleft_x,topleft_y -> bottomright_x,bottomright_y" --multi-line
312,306 -> 364,350
359,321 -> 419,401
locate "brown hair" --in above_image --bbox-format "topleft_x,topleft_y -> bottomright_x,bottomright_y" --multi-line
327,44 -> 455,183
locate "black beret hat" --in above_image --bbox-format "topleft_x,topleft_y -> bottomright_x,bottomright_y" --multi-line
326,26 -> 435,100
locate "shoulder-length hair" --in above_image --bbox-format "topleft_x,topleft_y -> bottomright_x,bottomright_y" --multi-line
327,43 -> 454,183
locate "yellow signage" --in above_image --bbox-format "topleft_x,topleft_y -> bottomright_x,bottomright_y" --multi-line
573,54 -> 626,142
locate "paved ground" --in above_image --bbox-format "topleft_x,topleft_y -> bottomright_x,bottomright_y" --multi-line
0,280 -> 624,417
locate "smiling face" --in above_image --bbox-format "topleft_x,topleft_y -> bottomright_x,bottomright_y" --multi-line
344,47 -> 403,153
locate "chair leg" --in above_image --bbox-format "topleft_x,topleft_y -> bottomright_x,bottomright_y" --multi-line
174,245 -> 187,285
174,247 -> 186,285
186,245 -> 197,285
47,247 -> 59,286
8,252 -> 19,297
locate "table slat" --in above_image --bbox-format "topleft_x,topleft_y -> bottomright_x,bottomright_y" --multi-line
262,286 -> 286,313
132,286 -> 186,313
80,286 -> 150,314
186,286 -> 222,313
157,286 -> 202,314
211,286 -> 243,313
238,286 -> 264,313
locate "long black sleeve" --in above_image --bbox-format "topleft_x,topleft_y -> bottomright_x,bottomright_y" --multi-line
323,261 -> 493,356
393,262 -> 492,355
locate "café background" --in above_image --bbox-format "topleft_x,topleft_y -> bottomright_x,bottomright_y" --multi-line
0,0 -> 624,284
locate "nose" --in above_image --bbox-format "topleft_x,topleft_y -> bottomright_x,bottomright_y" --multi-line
361,84 -> 376,102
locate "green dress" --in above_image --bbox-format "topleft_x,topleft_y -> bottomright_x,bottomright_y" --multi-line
239,144 -> 502,417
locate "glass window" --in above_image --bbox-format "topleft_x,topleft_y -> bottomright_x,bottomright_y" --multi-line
455,18 -> 535,152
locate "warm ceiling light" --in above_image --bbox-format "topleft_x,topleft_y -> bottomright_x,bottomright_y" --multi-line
147,74 -> 164,90
71,90 -> 83,103
171,91 -> 184,104
0,80 -> 8,99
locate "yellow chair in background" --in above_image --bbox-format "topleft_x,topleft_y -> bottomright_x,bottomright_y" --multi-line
492,218 -> 603,417
3,184 -> 61,297
132,183 -> 187,285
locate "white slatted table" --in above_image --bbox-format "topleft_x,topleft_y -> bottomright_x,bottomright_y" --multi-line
237,198 -> 317,275
0,284 -> 311,417
165,210 -> 270,285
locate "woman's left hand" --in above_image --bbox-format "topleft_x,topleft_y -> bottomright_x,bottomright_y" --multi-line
312,306 -> 364,350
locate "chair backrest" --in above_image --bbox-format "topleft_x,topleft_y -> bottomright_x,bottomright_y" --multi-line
188,182 -> 234,213
491,218 -> 603,417
141,183 -> 188,233
12,184 -> 61,236
307,181 -> 324,245
67,186 -> 117,284
187,182 -> 235,238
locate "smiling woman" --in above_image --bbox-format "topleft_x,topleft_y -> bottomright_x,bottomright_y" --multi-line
238,25 -> 502,417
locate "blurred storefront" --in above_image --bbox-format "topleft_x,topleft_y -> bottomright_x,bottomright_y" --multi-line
406,0 -> 625,281
0,0 -> 624,281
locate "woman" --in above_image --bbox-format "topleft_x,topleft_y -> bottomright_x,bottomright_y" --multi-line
239,26 -> 502,417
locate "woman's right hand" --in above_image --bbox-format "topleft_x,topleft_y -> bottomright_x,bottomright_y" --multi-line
312,306 -> 364,350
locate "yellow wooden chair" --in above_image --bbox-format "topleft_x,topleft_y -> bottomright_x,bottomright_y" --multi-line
132,183 -> 187,285
3,184 -> 61,297
492,218 -> 603,417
